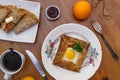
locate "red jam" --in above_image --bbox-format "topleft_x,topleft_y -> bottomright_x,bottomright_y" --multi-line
46,5 -> 60,20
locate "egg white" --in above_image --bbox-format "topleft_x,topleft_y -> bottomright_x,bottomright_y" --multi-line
62,48 -> 81,64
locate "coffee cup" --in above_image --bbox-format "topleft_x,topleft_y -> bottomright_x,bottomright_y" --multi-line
0,48 -> 25,80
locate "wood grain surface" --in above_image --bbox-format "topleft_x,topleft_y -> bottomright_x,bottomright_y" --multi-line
0,0 -> 120,80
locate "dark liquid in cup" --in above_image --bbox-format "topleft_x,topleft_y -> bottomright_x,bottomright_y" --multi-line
3,51 -> 22,71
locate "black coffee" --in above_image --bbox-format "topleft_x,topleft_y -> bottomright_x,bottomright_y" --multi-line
3,51 -> 22,71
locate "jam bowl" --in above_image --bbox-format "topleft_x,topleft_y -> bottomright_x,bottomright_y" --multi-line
45,5 -> 60,20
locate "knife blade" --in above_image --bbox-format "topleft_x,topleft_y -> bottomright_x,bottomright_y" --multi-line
25,50 -> 48,80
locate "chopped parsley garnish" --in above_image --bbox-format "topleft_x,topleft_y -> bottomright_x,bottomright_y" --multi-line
72,42 -> 83,52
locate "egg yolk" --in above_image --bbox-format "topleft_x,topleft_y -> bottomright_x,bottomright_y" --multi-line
65,49 -> 75,59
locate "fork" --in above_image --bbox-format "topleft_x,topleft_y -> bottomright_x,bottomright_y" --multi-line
91,20 -> 119,61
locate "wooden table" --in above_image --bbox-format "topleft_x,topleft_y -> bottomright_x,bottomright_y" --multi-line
0,0 -> 120,80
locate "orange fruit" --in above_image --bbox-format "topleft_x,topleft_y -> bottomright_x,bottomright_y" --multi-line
21,76 -> 35,80
73,0 -> 92,20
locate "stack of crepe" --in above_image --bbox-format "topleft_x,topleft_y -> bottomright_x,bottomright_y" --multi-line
0,4 -> 39,34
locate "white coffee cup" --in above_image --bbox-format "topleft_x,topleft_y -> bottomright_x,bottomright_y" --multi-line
0,49 -> 25,80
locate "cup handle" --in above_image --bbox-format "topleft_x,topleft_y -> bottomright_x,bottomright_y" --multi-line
4,73 -> 12,80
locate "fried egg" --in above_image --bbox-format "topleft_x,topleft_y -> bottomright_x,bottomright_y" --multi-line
62,48 -> 81,64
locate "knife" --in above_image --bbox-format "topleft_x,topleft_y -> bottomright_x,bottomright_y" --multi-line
25,50 -> 48,80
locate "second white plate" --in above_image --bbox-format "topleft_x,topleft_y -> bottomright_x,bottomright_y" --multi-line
41,23 -> 102,80
0,0 -> 40,43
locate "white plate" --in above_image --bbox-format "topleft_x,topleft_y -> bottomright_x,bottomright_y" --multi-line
0,0 -> 40,43
41,23 -> 102,80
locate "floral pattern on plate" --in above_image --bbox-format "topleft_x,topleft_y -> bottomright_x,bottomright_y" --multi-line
45,37 -> 99,68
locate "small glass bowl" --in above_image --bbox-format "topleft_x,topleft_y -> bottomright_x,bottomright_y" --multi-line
45,5 -> 60,20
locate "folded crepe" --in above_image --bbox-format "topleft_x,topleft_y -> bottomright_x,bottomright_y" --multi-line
13,8 -> 39,34
53,34 -> 90,72
0,5 -> 11,26
1,5 -> 25,32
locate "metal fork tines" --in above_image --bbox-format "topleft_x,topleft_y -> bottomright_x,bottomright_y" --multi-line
91,20 -> 103,34
91,20 -> 119,61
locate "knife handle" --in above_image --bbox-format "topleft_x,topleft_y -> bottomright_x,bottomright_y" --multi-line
43,76 -> 48,80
